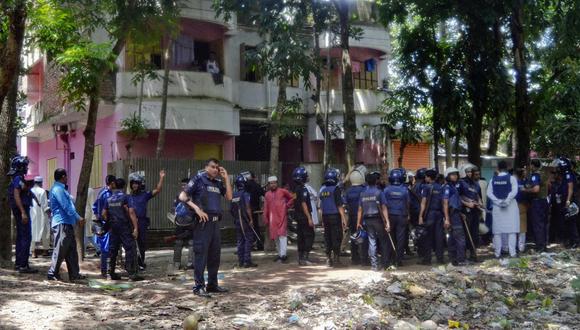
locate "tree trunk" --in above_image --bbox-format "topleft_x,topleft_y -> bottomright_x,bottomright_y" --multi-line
336,0 -> 357,170
398,141 -> 407,168
454,134 -> 460,168
156,39 -> 172,159
269,80 -> 287,177
487,120 -> 500,156
138,75 -> 144,119
432,110 -> 441,172
0,78 -> 20,264
74,92 -> 100,261
510,0 -> 531,168
313,26 -> 331,170
0,1 -> 27,263
445,130 -> 453,168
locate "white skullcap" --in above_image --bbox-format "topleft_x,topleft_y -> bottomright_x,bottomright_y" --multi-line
34,176 -> 43,182
267,176 -> 278,183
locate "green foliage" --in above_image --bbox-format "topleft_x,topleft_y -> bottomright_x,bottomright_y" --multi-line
276,96 -> 306,138
120,112 -> 148,141
381,86 -> 425,147
541,296 -> 553,309
361,293 -> 374,305
524,291 -> 540,301
130,62 -> 161,87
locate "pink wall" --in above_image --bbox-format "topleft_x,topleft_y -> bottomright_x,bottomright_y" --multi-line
302,139 -> 384,166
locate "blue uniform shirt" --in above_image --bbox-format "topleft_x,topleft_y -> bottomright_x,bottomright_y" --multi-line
383,185 -> 409,216
231,190 -> 251,221
104,190 -> 131,223
564,172 -> 577,198
422,182 -> 444,211
459,178 -> 480,202
50,181 -> 81,227
129,190 -> 153,219
516,179 -> 527,203
319,184 -> 343,215
443,182 -> 462,211
346,185 -> 365,217
294,184 -> 312,218
8,175 -> 32,209
410,182 -> 423,213
92,187 -> 112,222
491,173 -> 513,200
186,173 -> 226,215
359,186 -> 383,217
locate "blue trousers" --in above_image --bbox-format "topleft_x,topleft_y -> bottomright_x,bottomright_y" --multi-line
98,232 -> 110,274
137,217 -> 149,267
463,208 -> 480,253
236,217 -> 254,265
423,210 -> 445,262
109,221 -> 137,275
13,208 -> 32,268
349,214 -> 369,264
447,210 -> 466,263
365,217 -> 387,268
530,199 -> 548,250
193,220 -> 221,288
387,214 -> 407,265
322,214 -> 343,256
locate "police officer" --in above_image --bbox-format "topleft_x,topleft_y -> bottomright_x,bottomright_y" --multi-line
92,175 -> 116,278
443,167 -> 467,266
524,159 -> 549,252
458,164 -> 482,262
102,178 -> 143,281
410,168 -> 427,255
128,170 -> 165,270
179,158 -> 232,297
418,168 -> 445,265
8,155 -> 38,273
356,172 -> 390,271
556,157 -> 579,248
169,178 -> 195,270
231,172 -> 257,268
345,168 -> 368,265
319,168 -> 347,267
383,169 -> 409,267
292,166 -> 316,266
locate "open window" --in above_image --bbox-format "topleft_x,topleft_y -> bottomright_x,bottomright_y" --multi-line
240,44 -> 262,82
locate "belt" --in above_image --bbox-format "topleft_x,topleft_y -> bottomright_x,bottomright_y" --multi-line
363,215 -> 380,220
206,213 -> 222,222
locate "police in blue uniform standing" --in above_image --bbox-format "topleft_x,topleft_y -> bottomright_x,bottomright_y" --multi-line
525,159 -> 549,252
410,168 -> 426,256
418,168 -> 445,265
383,169 -> 409,267
102,178 -> 143,281
231,172 -> 257,268
8,155 -> 38,273
292,166 -> 316,266
556,157 -> 579,248
179,158 -> 233,297
356,172 -> 390,271
458,165 -> 482,262
92,175 -> 116,278
345,169 -> 368,265
128,170 -> 165,270
319,168 -> 347,267
443,167 -> 467,266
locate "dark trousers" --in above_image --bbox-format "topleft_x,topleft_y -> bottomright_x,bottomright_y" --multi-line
423,210 -> 445,262
136,217 -> 149,267
109,221 -> 137,275
365,217 -> 387,268
252,210 -> 264,250
48,224 -> 80,279
193,220 -> 221,288
98,232 -> 110,274
322,214 -> 343,256
296,217 -> 315,255
13,208 -> 32,268
463,208 -> 480,254
349,215 -> 369,264
564,213 -> 579,245
236,217 -> 255,265
173,225 -> 194,265
387,214 -> 407,265
530,199 -> 548,250
447,210 -> 466,263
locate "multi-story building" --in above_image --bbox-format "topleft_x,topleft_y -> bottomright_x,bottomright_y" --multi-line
19,0 -> 431,195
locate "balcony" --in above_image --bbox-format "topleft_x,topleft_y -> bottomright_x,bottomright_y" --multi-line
236,81 -> 304,110
319,89 -> 388,115
116,70 -> 234,103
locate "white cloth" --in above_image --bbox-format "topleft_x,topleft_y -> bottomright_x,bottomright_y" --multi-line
206,60 -> 220,74
305,184 -> 319,225
268,176 -> 278,183
494,233 -> 516,257
487,173 -> 520,234
518,233 -> 526,252
30,185 -> 50,246
275,236 -> 287,257
84,188 -> 98,237
479,179 -> 488,219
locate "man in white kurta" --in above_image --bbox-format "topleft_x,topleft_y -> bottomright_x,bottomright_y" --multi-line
30,177 -> 50,254
487,161 -> 520,258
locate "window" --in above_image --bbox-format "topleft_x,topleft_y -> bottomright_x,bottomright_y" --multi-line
353,59 -> 378,90
240,44 -> 262,82
46,158 -> 57,189
194,143 -> 223,160
89,145 -> 102,189
125,39 -> 163,71
320,57 -> 340,91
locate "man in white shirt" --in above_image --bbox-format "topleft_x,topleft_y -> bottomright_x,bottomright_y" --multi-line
30,176 -> 51,256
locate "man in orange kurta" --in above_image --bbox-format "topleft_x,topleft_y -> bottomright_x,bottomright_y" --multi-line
263,176 -> 294,263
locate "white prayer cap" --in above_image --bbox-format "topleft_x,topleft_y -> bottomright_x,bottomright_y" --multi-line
34,176 -> 43,182
267,176 -> 278,183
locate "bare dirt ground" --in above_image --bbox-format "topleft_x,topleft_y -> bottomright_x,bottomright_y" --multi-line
1,242 -> 579,330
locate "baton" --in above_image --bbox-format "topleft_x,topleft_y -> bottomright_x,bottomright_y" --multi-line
460,213 -> 478,258
386,231 -> 397,259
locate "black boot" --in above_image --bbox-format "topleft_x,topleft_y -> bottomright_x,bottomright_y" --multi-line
298,252 -> 306,266
326,252 -> 334,267
304,252 -> 315,265
333,252 -> 345,268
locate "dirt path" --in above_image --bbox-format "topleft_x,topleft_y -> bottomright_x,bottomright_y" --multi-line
1,245 -> 579,329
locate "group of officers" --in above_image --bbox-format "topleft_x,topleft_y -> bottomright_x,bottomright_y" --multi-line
8,152 -> 579,298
